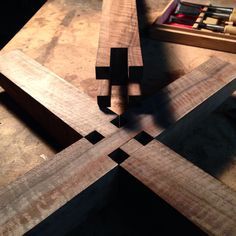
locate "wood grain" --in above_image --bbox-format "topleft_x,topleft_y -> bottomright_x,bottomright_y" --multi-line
96,0 -> 143,106
122,140 -> 236,235
0,138 -> 117,235
0,50 -> 117,139
0,53 -> 236,234
0,3 -> 235,235
123,57 -> 236,140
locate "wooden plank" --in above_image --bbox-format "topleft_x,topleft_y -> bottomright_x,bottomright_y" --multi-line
120,138 -> 143,155
0,128 -> 139,235
1,54 -> 234,160
97,0 -> 141,49
1,53 -> 235,160
121,140 -> 236,235
0,56 -> 235,234
97,79 -> 111,107
0,138 -> 117,235
96,0 -> 143,106
133,57 -> 236,138
0,50 -> 117,139
25,167 -> 119,236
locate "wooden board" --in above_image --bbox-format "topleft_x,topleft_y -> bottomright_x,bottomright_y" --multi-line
123,57 -> 236,139
0,0 -> 235,192
96,0 -> 143,107
0,0 -> 236,234
122,140 -> 236,235
0,54 -> 235,234
0,50 -> 117,141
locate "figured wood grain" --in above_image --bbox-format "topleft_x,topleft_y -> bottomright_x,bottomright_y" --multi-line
122,140 -> 236,235
0,138 -> 117,235
0,129 -> 138,235
136,57 -> 236,138
96,0 -> 143,106
0,56 -> 235,235
98,0 -> 141,48
0,50 -> 117,138
0,1 -> 235,234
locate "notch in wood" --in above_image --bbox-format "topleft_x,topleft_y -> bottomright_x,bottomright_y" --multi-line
110,48 -> 128,86
97,79 -> 111,107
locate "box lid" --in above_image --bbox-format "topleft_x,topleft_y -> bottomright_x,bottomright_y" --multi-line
182,0 -> 236,8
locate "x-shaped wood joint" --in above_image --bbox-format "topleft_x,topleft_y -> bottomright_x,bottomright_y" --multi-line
0,0 -> 236,235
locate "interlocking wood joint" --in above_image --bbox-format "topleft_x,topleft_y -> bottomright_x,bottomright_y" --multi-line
0,0 -> 236,234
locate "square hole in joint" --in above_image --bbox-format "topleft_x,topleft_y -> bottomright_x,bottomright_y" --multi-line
134,131 -> 154,146
110,116 -> 128,128
108,148 -> 130,164
85,131 -> 105,145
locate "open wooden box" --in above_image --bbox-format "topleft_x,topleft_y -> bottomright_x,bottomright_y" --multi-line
150,0 -> 236,53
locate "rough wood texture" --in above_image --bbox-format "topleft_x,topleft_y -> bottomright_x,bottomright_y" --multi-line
0,56 -> 235,235
0,137 -> 117,235
0,50 -> 117,140
96,0 -> 143,106
123,57 -> 236,140
122,140 -> 236,235
0,0 -> 236,234
0,0 -> 235,202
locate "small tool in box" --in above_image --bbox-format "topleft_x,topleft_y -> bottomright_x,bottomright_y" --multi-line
167,2 -> 236,34
150,0 -> 236,53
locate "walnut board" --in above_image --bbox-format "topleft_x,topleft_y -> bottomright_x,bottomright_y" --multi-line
0,0 -> 236,235
0,49 -> 236,235
96,0 -> 143,107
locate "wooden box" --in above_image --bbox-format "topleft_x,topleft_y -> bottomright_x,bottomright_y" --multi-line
150,0 -> 236,53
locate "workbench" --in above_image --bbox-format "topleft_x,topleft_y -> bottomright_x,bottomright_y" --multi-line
0,0 -> 235,234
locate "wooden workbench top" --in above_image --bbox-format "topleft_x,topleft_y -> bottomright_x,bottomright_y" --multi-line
0,0 -> 236,192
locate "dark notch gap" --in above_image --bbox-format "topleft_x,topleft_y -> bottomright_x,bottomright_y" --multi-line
108,148 -> 130,164
134,131 -> 154,146
110,115 -> 128,128
110,48 -> 128,86
85,131 -> 105,145
99,107 -> 117,115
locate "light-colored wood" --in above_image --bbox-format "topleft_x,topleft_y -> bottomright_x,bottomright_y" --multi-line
120,138 -> 143,156
98,0 -> 141,48
122,140 -> 236,235
0,0 -> 105,186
